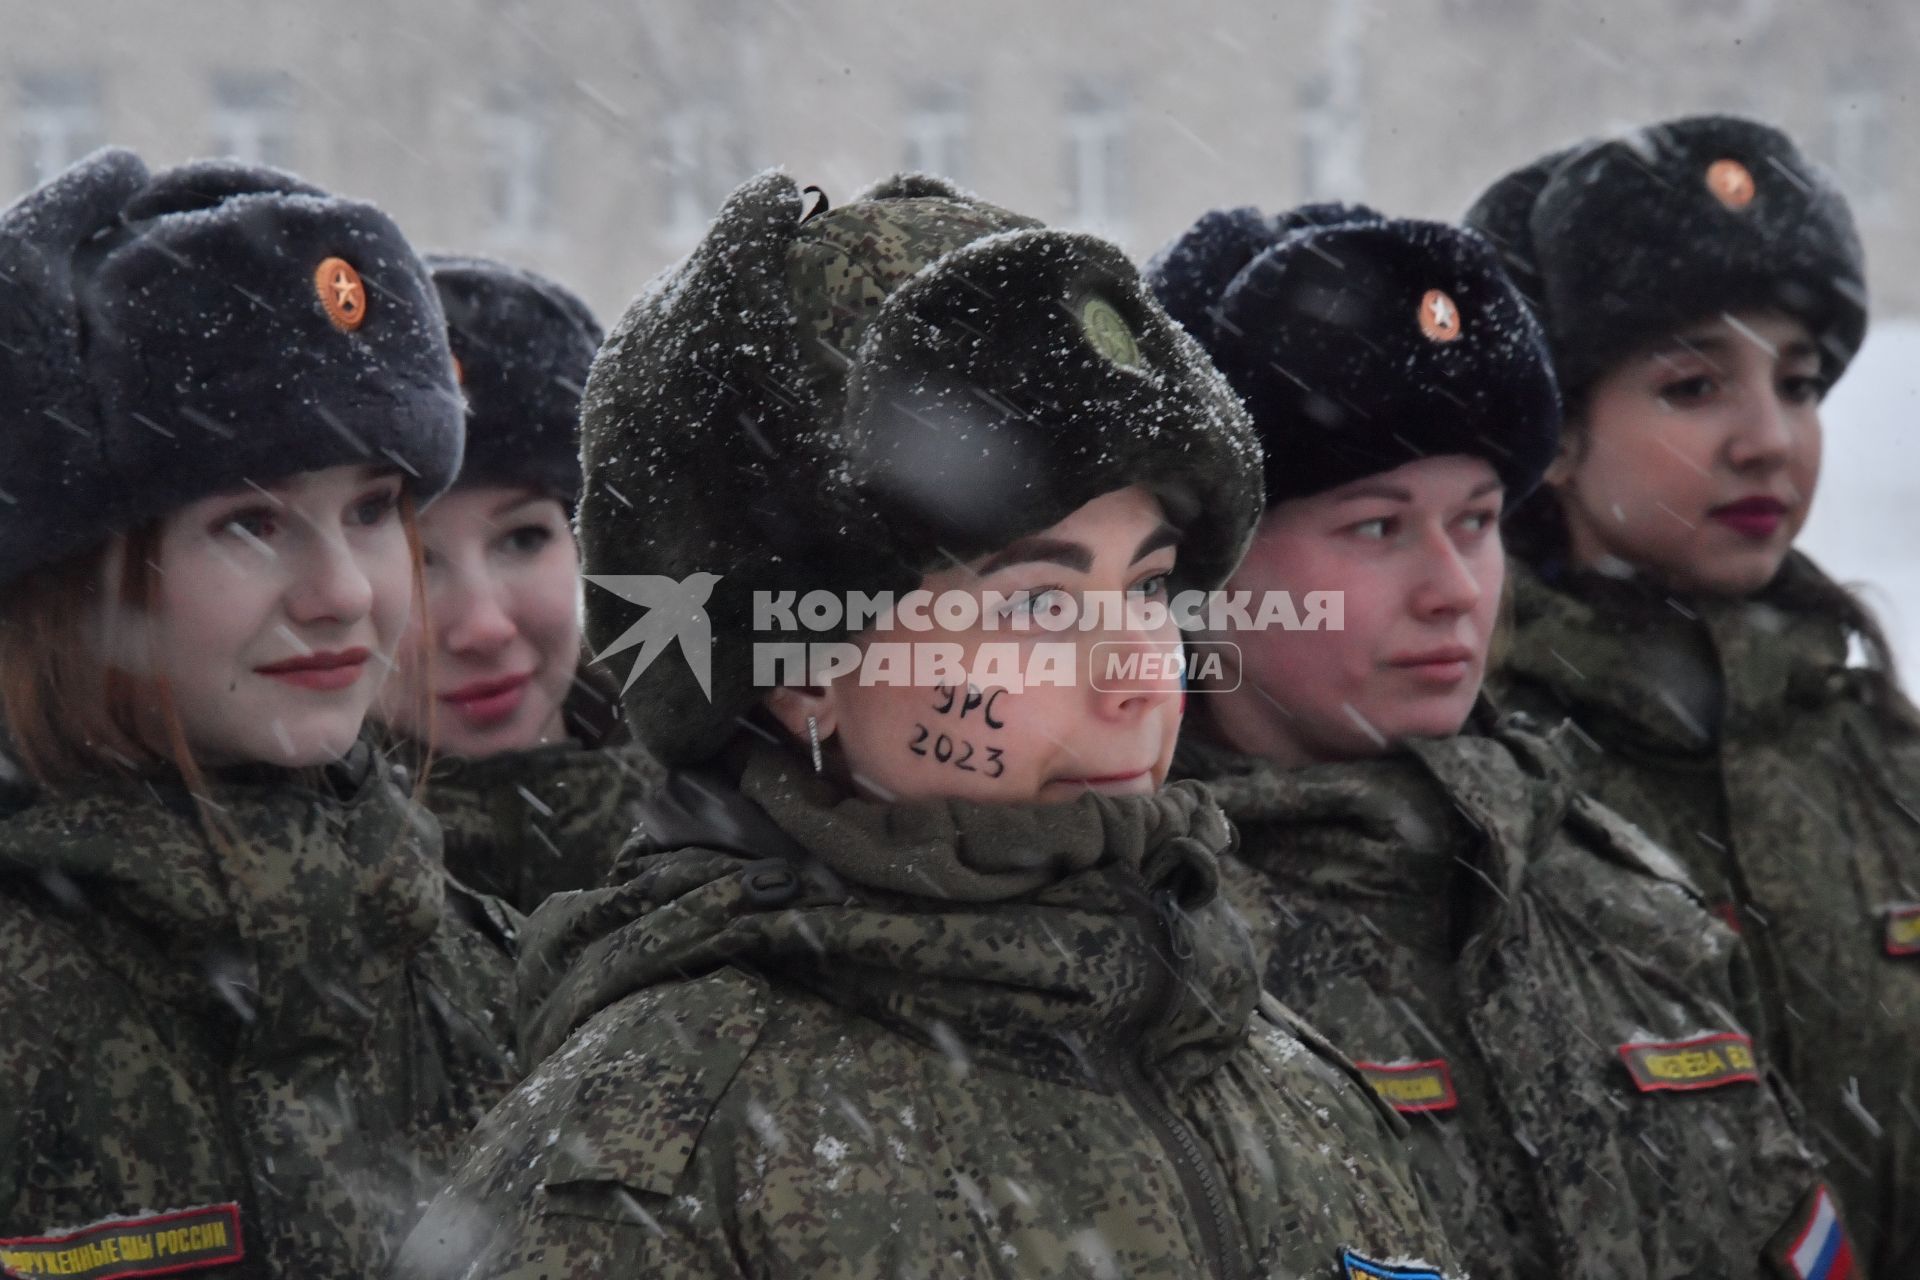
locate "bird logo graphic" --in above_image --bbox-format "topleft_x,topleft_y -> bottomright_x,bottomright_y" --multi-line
584,572 -> 723,698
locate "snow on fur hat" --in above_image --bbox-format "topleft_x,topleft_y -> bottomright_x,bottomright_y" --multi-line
0,148 -> 463,588
578,170 -> 1263,766
428,254 -> 601,504
1148,202 -> 1560,506
1464,114 -> 1868,401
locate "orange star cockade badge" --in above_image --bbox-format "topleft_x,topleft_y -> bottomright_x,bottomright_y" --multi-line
1418,288 -> 1463,343
315,257 -> 368,332
1707,158 -> 1757,211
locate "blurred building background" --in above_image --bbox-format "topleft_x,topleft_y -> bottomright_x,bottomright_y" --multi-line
4,0 -> 1911,317
6,0 -> 1918,666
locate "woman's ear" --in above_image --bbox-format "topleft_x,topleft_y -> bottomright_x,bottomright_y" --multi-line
1543,422 -> 1582,491
763,684 -> 840,745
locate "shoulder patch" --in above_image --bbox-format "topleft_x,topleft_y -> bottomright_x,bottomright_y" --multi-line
1883,903 -> 1920,956
1618,1031 -> 1758,1094
1353,1059 -> 1458,1115
541,966 -> 769,1204
0,1203 -> 243,1279
1339,1248 -> 1447,1279
1767,1183 -> 1856,1279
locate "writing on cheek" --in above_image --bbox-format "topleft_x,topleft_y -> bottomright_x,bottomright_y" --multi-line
911,683 -> 1008,777
930,681 -> 1006,729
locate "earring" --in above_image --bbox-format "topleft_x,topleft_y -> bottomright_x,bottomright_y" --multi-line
807,715 -> 823,775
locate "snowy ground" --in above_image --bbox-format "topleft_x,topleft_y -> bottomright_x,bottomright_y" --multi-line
1797,320 -> 1920,686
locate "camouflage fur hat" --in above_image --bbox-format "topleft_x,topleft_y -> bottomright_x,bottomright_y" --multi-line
1465,114 -> 1867,401
579,171 -> 1263,766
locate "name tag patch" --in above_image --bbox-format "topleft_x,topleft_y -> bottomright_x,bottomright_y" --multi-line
0,1203 -> 243,1279
1618,1031 -> 1758,1093
1883,904 -> 1920,956
1340,1249 -> 1446,1279
1768,1183 -> 1856,1279
1354,1059 -> 1458,1115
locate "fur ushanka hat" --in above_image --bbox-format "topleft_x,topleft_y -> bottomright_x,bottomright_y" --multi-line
427,255 -> 601,504
1464,114 -> 1868,402
0,148 -> 463,588
578,171 -> 1264,766
1148,202 -> 1560,506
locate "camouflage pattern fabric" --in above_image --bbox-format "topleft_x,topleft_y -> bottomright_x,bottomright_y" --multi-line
785,195 -> 1040,367
425,737 -> 660,914
0,743 -> 521,1278
396,741 -> 1462,1280
1489,553 -> 1920,1274
1178,719 -> 1846,1279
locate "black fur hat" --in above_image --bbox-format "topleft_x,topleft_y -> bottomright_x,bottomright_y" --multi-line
578,171 -> 1263,766
1148,202 -> 1560,506
1464,115 -> 1868,401
0,149 -> 463,587
427,255 -> 601,504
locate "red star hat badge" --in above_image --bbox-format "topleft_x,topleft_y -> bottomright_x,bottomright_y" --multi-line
315,257 -> 368,332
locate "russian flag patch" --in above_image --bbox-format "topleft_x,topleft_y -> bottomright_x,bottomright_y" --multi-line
1769,1184 -> 1855,1280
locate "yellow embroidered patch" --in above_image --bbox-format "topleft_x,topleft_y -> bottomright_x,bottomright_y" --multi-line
1355,1058 -> 1458,1114
0,1203 -> 243,1279
1883,904 -> 1920,956
1618,1031 -> 1758,1093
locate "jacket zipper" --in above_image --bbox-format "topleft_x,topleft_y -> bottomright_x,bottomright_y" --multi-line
1106,883 -> 1246,1280
212,1066 -> 272,1280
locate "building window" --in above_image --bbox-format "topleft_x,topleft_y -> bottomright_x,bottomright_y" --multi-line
904,88 -> 970,185
1829,86 -> 1890,223
210,72 -> 295,168
479,95 -> 550,246
17,71 -> 103,190
661,104 -> 745,248
1064,87 -> 1128,240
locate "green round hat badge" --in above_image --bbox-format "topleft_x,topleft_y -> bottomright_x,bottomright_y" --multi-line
1078,295 -> 1141,368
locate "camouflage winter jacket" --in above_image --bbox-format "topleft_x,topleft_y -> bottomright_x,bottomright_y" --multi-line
1178,720 -> 1852,1279
0,743 -> 522,1279
396,741 -> 1462,1280
1489,554 -> 1920,1273
422,731 -> 660,914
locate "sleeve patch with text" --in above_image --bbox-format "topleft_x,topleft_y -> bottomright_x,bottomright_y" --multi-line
1353,1059 -> 1458,1114
1618,1031 -> 1758,1093
0,1203 -> 243,1279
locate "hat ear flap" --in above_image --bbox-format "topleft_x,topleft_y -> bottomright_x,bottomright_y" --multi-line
0,147 -> 150,586
578,170 -> 833,759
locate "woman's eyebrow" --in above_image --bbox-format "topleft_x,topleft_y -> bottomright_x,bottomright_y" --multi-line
1330,481 -> 1414,504
976,537 -> 1093,576
1131,523 -> 1182,564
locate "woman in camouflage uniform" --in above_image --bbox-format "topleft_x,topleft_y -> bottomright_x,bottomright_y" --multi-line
1151,202 -> 1854,1278
375,256 -> 658,914
397,172 -> 1463,1280
0,151 -> 518,1278
1467,113 -> 1920,1273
